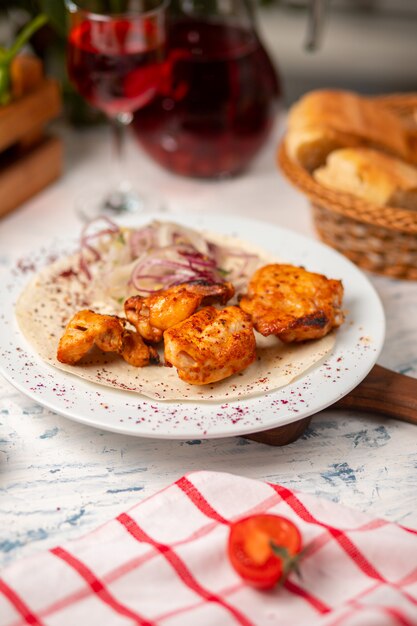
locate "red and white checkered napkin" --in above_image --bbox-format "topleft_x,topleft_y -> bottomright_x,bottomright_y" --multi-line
1,471 -> 417,626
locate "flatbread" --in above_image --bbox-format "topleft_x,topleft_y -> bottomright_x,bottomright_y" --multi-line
15,229 -> 335,402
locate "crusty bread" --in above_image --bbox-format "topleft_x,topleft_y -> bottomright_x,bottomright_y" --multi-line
285,126 -> 362,172
286,90 -> 412,171
313,147 -> 417,210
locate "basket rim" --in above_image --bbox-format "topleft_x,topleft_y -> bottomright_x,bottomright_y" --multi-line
278,143 -> 417,235
372,92 -> 417,108
278,91 -> 417,236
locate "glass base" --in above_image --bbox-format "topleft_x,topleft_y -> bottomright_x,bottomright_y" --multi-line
102,186 -> 144,215
75,182 -> 165,222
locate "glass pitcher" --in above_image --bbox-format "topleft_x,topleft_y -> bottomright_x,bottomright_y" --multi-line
132,0 -> 280,179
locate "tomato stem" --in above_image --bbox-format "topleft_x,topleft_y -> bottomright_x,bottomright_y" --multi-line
269,541 -> 302,583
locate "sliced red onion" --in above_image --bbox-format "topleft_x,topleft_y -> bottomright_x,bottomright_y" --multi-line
79,217 -> 120,279
76,218 -> 260,296
129,226 -> 153,257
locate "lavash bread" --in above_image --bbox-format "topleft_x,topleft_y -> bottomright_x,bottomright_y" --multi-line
286,90 -> 413,171
313,147 -> 417,211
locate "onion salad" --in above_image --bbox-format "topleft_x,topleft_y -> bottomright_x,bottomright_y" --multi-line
77,218 -> 260,302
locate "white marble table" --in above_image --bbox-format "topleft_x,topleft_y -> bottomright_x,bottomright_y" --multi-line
1,123 -> 416,570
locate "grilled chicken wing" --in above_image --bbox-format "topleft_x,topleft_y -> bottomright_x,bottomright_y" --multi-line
57,310 -> 159,367
164,305 -> 256,385
124,281 -> 235,343
239,264 -> 344,342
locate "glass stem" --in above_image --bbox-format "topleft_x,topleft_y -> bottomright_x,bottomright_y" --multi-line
112,111 -> 133,190
102,111 -> 142,214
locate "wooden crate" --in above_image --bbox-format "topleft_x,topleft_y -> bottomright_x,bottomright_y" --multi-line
0,77 -> 63,218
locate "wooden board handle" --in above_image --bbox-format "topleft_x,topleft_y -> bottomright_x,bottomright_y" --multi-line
243,365 -> 417,446
244,417 -> 312,446
332,364 -> 417,425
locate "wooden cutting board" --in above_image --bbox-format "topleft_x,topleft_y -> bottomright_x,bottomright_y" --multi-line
245,365 -> 417,446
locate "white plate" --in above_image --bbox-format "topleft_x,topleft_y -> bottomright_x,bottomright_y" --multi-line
0,213 -> 385,439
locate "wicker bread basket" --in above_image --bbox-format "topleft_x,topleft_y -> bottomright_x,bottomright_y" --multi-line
278,93 -> 417,280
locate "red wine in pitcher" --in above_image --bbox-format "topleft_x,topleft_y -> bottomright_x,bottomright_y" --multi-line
132,19 -> 280,178
67,18 -> 164,117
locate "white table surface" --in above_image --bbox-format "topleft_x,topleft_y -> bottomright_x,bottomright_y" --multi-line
0,122 -> 416,570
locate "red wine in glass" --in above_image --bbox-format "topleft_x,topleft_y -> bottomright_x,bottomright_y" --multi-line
132,19 -> 280,178
68,18 -> 164,118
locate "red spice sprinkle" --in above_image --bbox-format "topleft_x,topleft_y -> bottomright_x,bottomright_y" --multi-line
17,259 -> 36,274
58,268 -> 79,279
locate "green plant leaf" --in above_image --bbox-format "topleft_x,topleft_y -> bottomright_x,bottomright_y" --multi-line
0,64 -> 11,105
0,12 -> 50,104
4,13 -> 49,62
39,0 -> 67,37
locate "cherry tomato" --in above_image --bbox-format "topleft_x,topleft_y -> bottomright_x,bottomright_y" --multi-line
228,514 -> 302,589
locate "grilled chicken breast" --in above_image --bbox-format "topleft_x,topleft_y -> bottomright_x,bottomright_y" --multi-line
124,281 -> 234,343
57,309 -> 158,367
239,264 -> 344,342
164,305 -> 256,385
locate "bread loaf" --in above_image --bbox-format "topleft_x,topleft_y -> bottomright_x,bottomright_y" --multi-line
313,147 -> 417,210
286,90 -> 413,171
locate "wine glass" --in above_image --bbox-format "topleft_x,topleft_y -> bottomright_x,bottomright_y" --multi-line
65,0 -> 168,217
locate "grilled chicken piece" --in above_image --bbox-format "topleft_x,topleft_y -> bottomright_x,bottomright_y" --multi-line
57,310 -> 158,367
120,330 -> 159,368
164,305 -> 256,385
239,264 -> 344,342
124,281 -> 235,343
